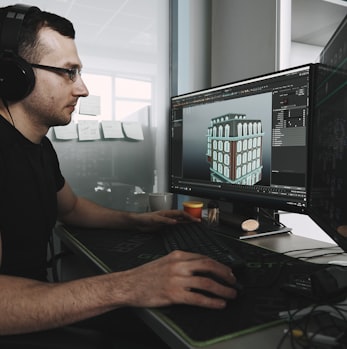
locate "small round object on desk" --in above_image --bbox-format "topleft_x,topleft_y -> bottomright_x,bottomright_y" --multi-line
183,201 -> 204,218
241,218 -> 260,232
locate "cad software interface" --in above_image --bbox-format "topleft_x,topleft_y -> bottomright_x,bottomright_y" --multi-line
170,65 -> 313,212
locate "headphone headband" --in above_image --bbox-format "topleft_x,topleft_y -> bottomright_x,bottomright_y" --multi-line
0,4 -> 35,52
0,4 -> 41,101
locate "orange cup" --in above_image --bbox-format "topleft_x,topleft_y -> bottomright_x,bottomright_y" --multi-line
183,201 -> 203,218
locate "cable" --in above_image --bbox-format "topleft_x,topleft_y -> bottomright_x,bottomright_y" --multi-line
278,303 -> 347,348
259,207 -> 287,228
1,97 -> 15,127
283,246 -> 342,255
299,252 -> 347,261
281,246 -> 346,261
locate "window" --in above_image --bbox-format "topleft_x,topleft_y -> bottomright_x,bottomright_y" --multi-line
115,77 -> 152,120
73,73 -> 152,121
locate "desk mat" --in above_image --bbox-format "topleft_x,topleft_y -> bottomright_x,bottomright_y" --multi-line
60,226 -> 336,347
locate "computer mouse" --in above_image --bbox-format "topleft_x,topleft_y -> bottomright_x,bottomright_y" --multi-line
193,272 -> 245,298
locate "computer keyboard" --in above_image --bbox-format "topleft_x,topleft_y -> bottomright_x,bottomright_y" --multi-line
162,222 -> 245,269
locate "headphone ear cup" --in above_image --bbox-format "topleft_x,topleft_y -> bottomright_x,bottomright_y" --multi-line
0,52 -> 35,101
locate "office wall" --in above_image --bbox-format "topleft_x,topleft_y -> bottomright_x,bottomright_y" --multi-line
171,0 -> 211,95
290,42 -> 322,67
50,107 -> 155,212
211,0 -> 278,85
173,0 -> 279,91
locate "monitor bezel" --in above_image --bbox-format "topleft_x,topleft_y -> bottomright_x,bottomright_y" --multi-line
305,14 -> 347,252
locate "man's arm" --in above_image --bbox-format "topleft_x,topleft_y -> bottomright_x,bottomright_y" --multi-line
0,248 -> 237,335
57,182 -> 199,231
0,183 -> 237,335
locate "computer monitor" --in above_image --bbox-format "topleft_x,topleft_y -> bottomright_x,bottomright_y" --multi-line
307,14 -> 347,252
169,64 -> 315,214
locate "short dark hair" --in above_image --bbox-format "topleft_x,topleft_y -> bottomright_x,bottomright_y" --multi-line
1,5 -> 75,63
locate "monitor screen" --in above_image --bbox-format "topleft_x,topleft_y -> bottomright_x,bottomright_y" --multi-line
169,65 -> 314,213
307,14 -> 347,252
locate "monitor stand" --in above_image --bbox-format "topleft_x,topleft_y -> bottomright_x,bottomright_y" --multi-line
238,222 -> 292,240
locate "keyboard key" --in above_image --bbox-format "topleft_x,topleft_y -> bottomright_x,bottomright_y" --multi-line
163,222 -> 245,269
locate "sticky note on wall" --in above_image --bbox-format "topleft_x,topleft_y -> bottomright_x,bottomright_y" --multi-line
77,120 -> 100,141
101,121 -> 124,139
122,122 -> 144,140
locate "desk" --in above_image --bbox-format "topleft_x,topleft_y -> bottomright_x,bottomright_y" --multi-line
55,225 -> 347,349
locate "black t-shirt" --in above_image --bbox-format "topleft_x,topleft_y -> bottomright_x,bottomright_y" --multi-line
0,116 -> 65,280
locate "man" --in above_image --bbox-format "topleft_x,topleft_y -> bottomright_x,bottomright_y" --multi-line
0,4 -> 238,347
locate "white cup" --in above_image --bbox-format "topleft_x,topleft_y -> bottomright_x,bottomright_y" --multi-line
148,192 -> 173,211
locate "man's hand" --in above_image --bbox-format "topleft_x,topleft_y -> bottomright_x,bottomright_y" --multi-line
116,250 -> 239,309
132,209 -> 201,232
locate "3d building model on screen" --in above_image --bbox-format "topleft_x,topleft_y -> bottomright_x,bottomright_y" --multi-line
206,113 -> 264,185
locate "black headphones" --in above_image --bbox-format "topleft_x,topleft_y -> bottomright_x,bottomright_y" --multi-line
0,4 -> 40,101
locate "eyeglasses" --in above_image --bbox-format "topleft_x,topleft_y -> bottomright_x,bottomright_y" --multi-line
31,63 -> 81,82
